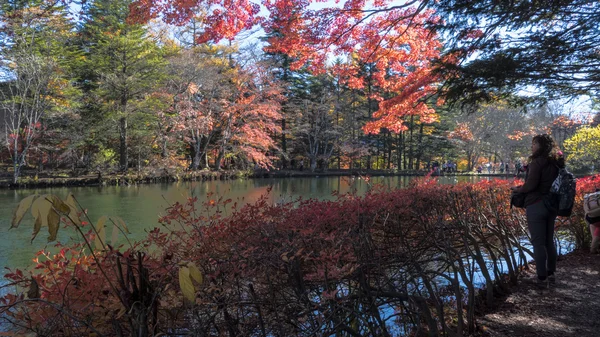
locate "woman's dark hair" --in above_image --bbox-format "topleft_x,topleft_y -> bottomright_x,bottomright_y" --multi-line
530,134 -> 565,167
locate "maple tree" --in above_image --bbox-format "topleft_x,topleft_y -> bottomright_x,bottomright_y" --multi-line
165,45 -> 282,170
1,0 -> 594,176
264,4 -> 448,170
129,0 -> 445,134
213,57 -> 283,170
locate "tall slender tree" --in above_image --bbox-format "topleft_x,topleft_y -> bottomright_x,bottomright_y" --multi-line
80,0 -> 166,171
0,1 -> 80,183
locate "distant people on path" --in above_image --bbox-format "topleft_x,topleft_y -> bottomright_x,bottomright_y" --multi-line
432,161 -> 440,175
515,161 -> 523,178
510,134 -> 564,288
441,161 -> 457,173
583,191 -> 600,254
477,165 -> 483,174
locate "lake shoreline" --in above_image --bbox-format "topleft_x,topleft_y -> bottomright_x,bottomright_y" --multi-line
0,169 -> 520,190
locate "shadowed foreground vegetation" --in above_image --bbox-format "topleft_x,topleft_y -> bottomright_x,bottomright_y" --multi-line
1,175 -> 598,336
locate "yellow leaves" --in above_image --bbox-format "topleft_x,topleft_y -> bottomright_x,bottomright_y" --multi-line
423,125 -> 435,135
95,216 -> 108,250
178,267 -> 195,303
111,222 -> 120,247
11,194 -> 38,229
110,216 -> 129,246
563,125 -> 600,170
94,216 -> 130,251
47,195 -> 71,214
30,195 -> 52,226
29,195 -> 66,242
11,193 -> 132,248
47,208 -> 60,242
10,193 -> 122,246
64,193 -> 81,225
188,262 -> 203,285
32,213 -> 42,244
179,262 -> 203,303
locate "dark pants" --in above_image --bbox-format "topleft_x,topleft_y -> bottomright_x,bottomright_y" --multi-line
526,200 -> 557,279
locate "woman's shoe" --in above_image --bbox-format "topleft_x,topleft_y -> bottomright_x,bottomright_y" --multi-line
522,275 -> 549,289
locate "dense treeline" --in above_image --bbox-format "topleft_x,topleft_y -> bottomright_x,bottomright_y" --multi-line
2,175 -> 598,336
0,0 -> 595,185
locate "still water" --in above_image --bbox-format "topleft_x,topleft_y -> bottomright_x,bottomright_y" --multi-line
0,175 -> 496,280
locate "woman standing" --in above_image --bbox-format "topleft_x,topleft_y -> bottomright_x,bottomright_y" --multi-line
511,134 -> 564,287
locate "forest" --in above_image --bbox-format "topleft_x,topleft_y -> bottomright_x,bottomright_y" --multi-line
1,0 -> 598,186
2,0 -> 600,336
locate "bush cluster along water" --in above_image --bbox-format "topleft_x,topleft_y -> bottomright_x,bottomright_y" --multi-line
0,176 -> 484,276
0,175 -> 596,336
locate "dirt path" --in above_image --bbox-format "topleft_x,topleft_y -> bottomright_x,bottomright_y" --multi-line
479,250 -> 600,337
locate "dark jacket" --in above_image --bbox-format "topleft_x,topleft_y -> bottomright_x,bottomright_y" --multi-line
517,157 -> 560,207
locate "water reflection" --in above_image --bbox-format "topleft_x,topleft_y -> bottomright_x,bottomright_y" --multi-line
0,175 -> 501,280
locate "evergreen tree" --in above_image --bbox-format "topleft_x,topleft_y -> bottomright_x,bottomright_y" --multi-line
79,0 -> 167,171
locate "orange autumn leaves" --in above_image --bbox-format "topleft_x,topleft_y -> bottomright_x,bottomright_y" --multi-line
128,0 -> 260,41
264,5 -> 445,134
130,0 -> 447,135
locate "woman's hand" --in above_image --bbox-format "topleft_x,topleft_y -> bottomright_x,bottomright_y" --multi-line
510,185 -> 521,192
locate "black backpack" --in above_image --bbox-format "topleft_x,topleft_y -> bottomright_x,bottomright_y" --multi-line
544,165 -> 576,217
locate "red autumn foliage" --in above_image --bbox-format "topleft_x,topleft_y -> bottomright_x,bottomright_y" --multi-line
2,176 -> 599,335
163,48 -> 283,170
264,6 -> 445,134
129,1 -> 447,135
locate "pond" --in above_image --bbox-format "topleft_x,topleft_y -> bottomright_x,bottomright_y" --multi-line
0,175 -> 499,281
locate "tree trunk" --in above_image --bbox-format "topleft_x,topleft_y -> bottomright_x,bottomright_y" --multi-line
309,157 -> 317,172
119,117 -> 128,172
215,150 -> 224,170
415,123 -> 424,170
375,139 -> 380,169
161,137 -> 168,158
281,118 -> 287,169
386,132 -> 392,170
396,133 -> 402,171
13,162 -> 19,184
12,137 -> 20,184
191,141 -> 202,170
137,151 -> 141,172
408,114 -> 414,170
